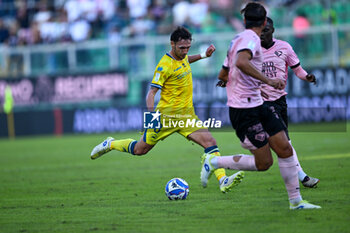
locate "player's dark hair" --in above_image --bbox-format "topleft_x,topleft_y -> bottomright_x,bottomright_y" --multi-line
170,26 -> 192,42
241,2 -> 267,29
266,17 -> 274,26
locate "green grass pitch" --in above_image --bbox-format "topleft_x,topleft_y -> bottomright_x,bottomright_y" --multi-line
0,123 -> 349,233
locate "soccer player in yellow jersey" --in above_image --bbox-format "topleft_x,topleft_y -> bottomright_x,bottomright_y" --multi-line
90,26 -> 244,193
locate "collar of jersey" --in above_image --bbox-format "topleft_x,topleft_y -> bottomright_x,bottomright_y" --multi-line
166,53 -> 175,59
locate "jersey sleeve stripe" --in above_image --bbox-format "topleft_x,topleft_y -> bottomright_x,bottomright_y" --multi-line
150,83 -> 162,89
143,129 -> 148,142
290,62 -> 300,69
237,48 -> 253,58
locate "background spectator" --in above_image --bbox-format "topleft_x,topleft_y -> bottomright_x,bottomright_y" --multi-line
0,19 -> 10,43
188,0 -> 209,32
293,11 -> 310,56
7,22 -> 24,76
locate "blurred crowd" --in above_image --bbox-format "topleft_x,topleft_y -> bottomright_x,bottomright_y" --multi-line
0,0 -> 348,46
0,0 -> 349,46
0,0 -> 249,47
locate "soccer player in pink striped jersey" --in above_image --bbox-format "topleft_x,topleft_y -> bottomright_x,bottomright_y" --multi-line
260,17 -> 319,188
217,17 -> 319,188
201,2 -> 321,209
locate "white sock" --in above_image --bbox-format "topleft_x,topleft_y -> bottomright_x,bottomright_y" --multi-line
289,140 -> 307,181
278,156 -> 302,202
298,170 -> 307,181
210,156 -> 218,169
217,155 -> 257,171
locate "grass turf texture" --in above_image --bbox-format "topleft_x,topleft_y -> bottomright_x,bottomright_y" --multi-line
0,123 -> 349,233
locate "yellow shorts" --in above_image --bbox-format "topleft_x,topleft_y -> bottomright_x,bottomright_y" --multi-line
142,115 -> 206,146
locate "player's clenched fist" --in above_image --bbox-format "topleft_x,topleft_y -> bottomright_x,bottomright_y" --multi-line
306,73 -> 316,85
205,44 -> 216,57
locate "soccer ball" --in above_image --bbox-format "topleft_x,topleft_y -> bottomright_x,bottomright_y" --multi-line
165,178 -> 189,200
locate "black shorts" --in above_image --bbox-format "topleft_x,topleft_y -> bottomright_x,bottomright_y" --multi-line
229,104 -> 286,150
263,96 -> 289,139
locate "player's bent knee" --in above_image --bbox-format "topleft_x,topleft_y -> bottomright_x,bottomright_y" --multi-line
256,163 -> 272,171
256,160 -> 273,171
278,144 -> 293,158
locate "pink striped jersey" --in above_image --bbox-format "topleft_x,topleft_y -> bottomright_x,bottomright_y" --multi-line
224,29 -> 264,108
260,39 -> 301,101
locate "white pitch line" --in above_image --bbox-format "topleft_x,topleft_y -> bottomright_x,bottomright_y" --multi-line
302,153 -> 350,161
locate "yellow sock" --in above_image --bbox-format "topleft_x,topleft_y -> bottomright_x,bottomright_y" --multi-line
211,152 -> 226,182
110,138 -> 137,154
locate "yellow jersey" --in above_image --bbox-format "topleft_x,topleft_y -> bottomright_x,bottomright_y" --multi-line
151,53 -> 194,117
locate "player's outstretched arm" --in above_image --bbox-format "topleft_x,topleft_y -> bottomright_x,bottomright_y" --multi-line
146,86 -> 159,111
188,44 -> 216,63
292,65 -> 316,85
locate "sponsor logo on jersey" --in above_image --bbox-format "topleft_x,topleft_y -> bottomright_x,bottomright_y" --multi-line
275,51 -> 283,57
